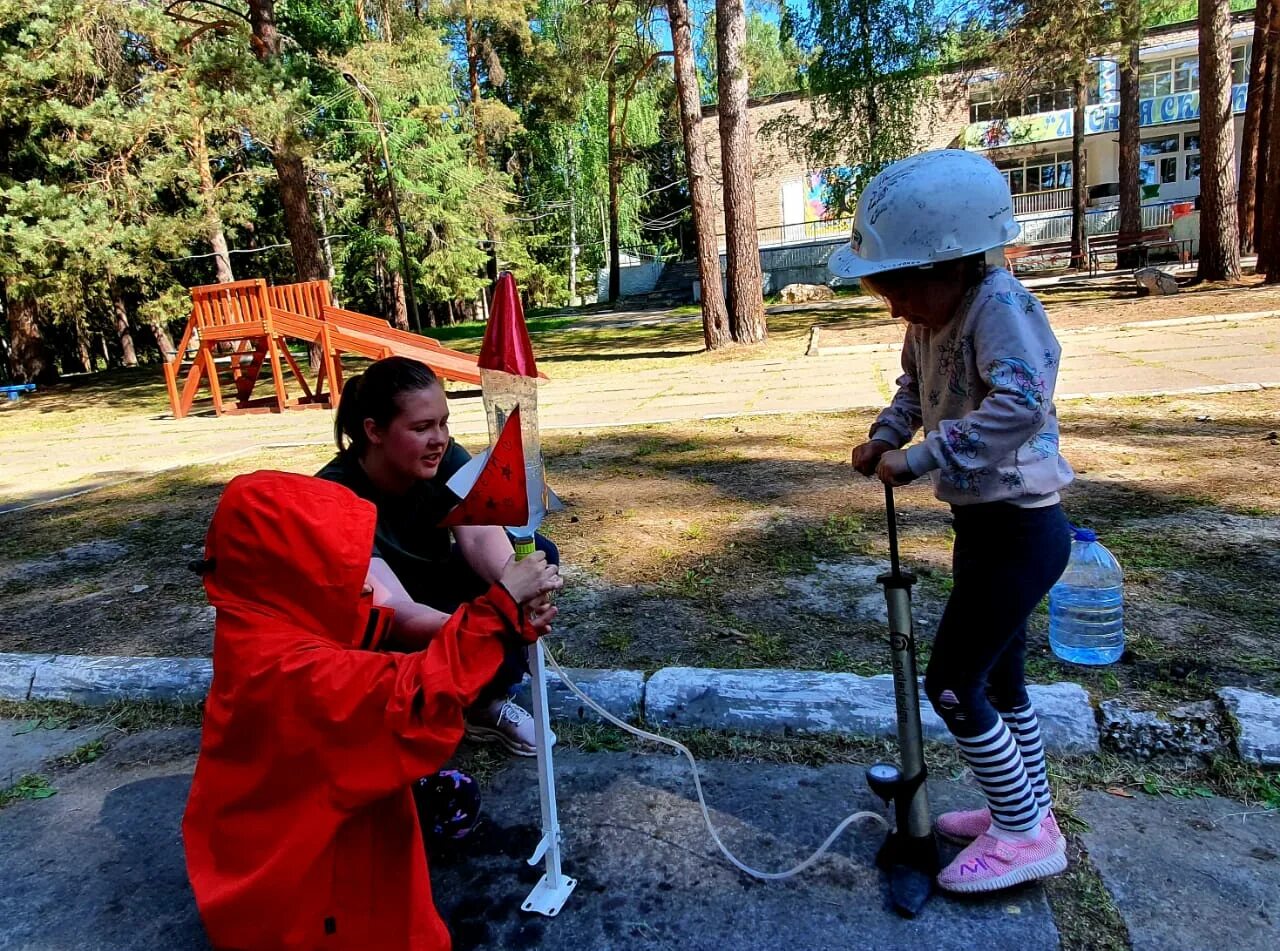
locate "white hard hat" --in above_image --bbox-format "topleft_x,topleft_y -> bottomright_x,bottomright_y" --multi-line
828,149 -> 1021,279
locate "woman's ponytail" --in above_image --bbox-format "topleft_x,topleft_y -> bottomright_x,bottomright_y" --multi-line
333,357 -> 440,459
334,372 -> 366,455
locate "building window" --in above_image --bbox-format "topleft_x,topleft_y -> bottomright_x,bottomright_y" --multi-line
1173,55 -> 1198,93
1138,45 -> 1247,101
1140,135 -> 1179,186
969,83 -> 1073,123
1232,43 -> 1252,86
1139,57 -> 1175,99
1184,132 -> 1201,180
969,86 -> 999,123
995,151 -> 1073,195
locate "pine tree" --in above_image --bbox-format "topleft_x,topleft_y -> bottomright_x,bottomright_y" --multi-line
717,0 -> 766,343
1196,0 -> 1242,281
669,0 -> 731,348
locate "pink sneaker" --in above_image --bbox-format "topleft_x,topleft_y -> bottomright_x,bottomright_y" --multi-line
936,829 -> 1068,893
936,808 -> 1064,847
936,808 -> 992,845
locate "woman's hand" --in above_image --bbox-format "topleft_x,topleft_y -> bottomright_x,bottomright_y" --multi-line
498,551 -> 563,605
875,449 -> 916,487
851,439 -> 894,477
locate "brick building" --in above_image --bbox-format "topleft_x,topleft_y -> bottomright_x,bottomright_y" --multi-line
699,12 -> 1257,265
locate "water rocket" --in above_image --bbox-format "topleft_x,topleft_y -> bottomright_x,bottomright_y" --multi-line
477,272 -> 556,540
440,408 -> 529,529
478,272 -> 576,917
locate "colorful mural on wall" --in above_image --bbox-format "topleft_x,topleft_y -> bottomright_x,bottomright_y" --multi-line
963,83 -> 1249,151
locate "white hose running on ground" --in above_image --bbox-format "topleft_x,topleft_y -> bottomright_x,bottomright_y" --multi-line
541,646 -> 890,881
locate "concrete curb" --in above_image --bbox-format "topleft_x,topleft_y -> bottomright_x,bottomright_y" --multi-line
1220,688 -> 1280,766
0,653 -> 211,705
644,668 -> 1098,754
512,668 -> 645,725
5,651 -> 1280,766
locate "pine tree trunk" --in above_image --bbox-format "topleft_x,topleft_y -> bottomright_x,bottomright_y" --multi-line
668,0 -> 732,350
72,309 -> 93,373
466,7 -> 486,164
381,0 -> 394,42
274,150 -> 327,281
715,0 -> 766,344
1070,70 -> 1088,270
607,69 -> 622,304
149,318 -> 177,361
315,182 -> 337,284
1197,0 -> 1242,282
247,0 -> 326,283
189,117 -> 235,283
108,276 -> 138,367
1118,3 -> 1143,268
3,278 -> 57,384
1237,0 -> 1270,253
1260,0 -> 1280,275
567,141 -> 578,305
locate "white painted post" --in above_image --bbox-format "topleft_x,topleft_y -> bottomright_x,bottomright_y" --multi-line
511,536 -> 576,917
521,637 -> 577,916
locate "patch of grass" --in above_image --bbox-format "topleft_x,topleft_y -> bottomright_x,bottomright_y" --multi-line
744,630 -> 789,666
423,315 -> 578,341
0,699 -> 203,732
599,630 -> 634,654
554,722 -> 970,774
1043,842 -> 1131,951
1050,751 -> 1280,815
49,738 -> 106,769
803,513 -> 868,554
0,774 -> 57,809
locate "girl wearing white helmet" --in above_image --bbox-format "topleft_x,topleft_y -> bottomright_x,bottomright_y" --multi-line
838,149 -> 1076,894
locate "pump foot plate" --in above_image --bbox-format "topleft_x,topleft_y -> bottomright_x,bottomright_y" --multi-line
522,873 -> 577,917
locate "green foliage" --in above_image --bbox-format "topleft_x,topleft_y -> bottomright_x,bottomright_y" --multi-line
696,2 -> 809,101
0,0 -> 686,379
0,774 -> 56,808
765,0 -> 951,212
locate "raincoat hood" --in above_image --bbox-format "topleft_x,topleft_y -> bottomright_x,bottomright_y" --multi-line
202,471 -> 376,648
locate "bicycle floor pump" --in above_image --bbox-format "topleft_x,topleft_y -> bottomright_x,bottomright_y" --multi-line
865,484 -> 939,918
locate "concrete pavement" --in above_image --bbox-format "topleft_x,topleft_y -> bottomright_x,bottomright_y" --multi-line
4,722 -> 1279,950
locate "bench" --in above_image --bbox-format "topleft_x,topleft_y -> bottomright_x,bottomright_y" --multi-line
1004,240 -> 1084,274
1088,229 -> 1186,275
1,383 -> 36,402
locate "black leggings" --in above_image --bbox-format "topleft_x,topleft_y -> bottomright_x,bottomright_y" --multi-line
923,503 -> 1071,739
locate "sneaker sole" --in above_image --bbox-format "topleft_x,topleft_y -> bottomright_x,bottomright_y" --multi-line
937,849 -> 1069,894
464,725 -> 538,757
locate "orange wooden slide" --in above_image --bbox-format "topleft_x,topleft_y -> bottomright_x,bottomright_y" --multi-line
162,279 -> 483,419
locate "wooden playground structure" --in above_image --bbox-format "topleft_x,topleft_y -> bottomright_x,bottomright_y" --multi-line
162,278 -> 482,419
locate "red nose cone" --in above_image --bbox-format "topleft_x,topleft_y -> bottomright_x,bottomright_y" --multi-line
479,272 -> 538,377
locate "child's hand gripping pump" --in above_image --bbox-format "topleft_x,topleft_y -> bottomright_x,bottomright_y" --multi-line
866,484 -> 939,917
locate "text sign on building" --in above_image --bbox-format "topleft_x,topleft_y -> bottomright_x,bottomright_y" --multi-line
963,83 -> 1248,151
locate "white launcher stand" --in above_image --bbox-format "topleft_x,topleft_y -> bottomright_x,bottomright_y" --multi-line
521,638 -> 577,916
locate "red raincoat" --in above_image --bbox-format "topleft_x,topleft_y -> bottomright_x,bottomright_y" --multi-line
183,471 -> 529,950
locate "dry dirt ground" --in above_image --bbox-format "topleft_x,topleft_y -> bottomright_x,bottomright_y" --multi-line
3,390 -> 1277,710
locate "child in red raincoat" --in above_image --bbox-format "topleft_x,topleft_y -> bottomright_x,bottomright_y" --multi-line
183,471 -> 561,950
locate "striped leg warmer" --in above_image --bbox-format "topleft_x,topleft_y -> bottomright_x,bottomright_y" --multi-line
1000,702 -> 1052,813
955,718 -> 1041,832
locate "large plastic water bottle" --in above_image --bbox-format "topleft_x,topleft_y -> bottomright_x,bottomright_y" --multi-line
1048,527 -> 1125,665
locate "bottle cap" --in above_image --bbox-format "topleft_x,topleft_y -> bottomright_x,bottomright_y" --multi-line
1072,527 -> 1098,542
